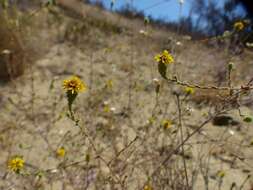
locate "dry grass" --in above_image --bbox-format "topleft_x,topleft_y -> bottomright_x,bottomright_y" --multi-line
0,2 -> 253,190
0,12 -> 25,81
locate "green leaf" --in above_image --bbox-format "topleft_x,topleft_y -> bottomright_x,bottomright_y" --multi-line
46,0 -> 56,7
67,91 -> 78,111
158,62 -> 167,79
243,116 -> 253,123
49,79 -> 55,91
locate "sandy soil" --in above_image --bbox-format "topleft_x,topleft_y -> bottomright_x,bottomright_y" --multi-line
0,2 -> 253,190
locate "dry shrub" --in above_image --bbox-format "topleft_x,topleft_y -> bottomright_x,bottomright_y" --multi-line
0,14 -> 25,81
191,89 -> 232,106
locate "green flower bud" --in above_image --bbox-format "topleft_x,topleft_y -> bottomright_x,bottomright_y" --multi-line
228,62 -> 234,71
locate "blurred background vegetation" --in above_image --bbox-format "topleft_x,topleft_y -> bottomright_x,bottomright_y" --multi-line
86,0 -> 253,39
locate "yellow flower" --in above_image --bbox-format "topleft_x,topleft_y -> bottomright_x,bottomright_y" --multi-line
148,117 -> 156,125
56,147 -> 66,157
162,119 -> 172,129
233,21 -> 244,31
144,185 -> 153,190
63,76 -> 86,94
103,105 -> 110,113
217,170 -> 225,178
106,79 -> 113,89
8,156 -> 24,173
184,87 -> 195,95
154,50 -> 174,65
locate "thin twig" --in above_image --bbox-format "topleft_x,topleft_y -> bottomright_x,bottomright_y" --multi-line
140,109 -> 228,190
176,94 -> 189,189
166,76 -> 253,91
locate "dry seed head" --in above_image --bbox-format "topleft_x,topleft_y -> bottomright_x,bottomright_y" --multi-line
152,78 -> 160,84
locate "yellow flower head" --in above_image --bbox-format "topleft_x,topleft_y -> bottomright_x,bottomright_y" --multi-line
154,50 -> 174,65
184,87 -> 195,95
8,156 -> 24,173
217,170 -> 225,178
56,147 -> 66,157
233,21 -> 244,31
162,119 -> 172,129
103,104 -> 110,113
63,76 -> 86,94
106,79 -> 113,89
144,185 -> 153,190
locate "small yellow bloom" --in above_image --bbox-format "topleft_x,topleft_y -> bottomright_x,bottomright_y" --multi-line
103,105 -> 110,113
217,170 -> 225,178
8,156 -> 24,173
154,50 -> 174,65
148,117 -> 156,125
106,79 -> 113,89
63,76 -> 86,94
56,147 -> 66,157
184,87 -> 195,95
162,119 -> 172,129
144,184 -> 153,190
233,21 -> 244,31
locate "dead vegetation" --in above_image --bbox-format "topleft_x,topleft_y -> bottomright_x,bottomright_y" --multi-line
0,13 -> 25,81
0,1 -> 253,190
